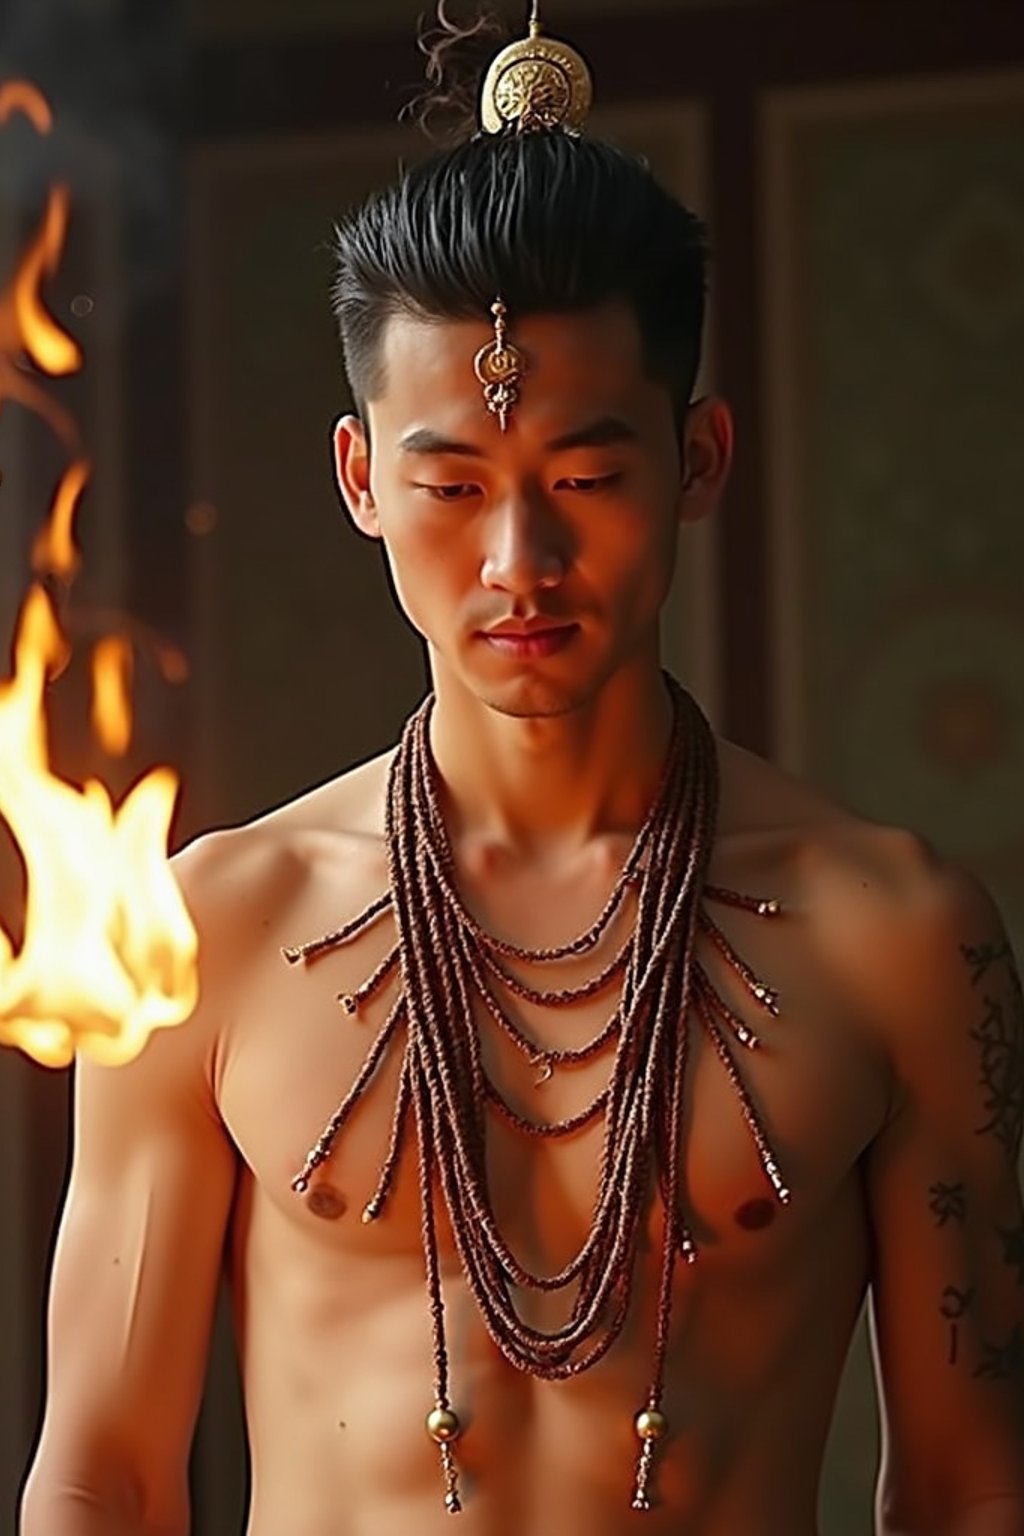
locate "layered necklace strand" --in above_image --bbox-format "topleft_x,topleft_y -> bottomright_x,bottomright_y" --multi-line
282,673 -> 789,1514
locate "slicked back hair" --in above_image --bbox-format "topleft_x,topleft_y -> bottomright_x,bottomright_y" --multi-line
330,129 -> 708,422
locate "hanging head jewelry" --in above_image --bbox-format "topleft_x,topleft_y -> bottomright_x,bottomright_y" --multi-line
473,299 -> 524,433
471,2 -> 595,431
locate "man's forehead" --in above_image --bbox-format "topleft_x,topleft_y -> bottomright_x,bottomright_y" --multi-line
374,300 -> 651,431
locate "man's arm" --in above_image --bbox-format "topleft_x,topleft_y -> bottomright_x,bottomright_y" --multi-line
833,838 -> 1024,1534
18,833 -> 242,1536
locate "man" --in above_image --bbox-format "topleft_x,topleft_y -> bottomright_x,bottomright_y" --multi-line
19,6 -> 1024,1534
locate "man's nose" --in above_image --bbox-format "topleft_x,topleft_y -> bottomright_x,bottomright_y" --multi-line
478,490 -> 572,593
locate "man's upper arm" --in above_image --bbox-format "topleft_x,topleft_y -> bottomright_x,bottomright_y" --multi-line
22,834 -> 240,1531
850,848 -> 1024,1532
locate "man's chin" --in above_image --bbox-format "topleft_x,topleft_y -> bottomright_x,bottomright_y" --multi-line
471,676 -> 598,722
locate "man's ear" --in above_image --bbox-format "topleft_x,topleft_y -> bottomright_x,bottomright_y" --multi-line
332,413 -> 380,538
678,395 -> 734,525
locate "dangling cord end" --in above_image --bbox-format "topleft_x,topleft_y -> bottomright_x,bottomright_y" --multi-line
427,1407 -> 463,1513
291,1130 -> 337,1194
363,1056 -> 413,1222
440,1441 -> 463,1514
631,1408 -> 668,1511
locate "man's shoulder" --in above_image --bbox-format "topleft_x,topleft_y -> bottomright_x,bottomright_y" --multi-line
717,736 -> 1002,1041
783,798 -> 1004,1080
717,732 -> 987,935
173,744 -> 397,914
799,807 -> 993,981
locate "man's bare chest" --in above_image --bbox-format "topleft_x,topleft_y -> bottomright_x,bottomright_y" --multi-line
213,843 -> 890,1290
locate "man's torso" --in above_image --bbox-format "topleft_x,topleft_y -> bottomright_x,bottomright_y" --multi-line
202,740 -> 895,1535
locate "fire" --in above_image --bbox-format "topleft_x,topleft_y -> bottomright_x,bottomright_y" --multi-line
0,588 -> 197,1067
0,80 -> 53,133
91,633 -> 134,758
0,95 -> 79,447
13,183 -> 82,376
0,80 -> 198,1067
31,459 -> 89,581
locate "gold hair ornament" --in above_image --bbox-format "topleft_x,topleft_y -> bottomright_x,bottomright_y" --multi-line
473,8 -> 594,427
479,1 -> 593,136
473,299 -> 525,433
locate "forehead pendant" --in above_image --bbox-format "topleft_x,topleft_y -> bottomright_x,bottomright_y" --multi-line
473,298 -> 526,433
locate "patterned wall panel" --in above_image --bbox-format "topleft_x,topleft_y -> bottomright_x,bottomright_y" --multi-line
761,69 -> 1024,1536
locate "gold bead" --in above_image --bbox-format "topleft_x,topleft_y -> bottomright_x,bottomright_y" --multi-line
337,993 -> 358,1015
635,1408 -> 668,1441
291,1176 -> 309,1194
361,1201 -> 380,1224
426,1407 -> 461,1442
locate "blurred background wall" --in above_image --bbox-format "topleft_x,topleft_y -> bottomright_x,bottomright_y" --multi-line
1,0 -> 1023,1531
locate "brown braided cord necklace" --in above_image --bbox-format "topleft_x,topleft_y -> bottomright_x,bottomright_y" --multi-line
282,672 -> 789,1514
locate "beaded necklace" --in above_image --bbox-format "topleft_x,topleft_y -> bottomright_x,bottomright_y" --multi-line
282,673 -> 788,1513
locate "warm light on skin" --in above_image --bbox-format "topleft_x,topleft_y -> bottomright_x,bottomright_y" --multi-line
332,299 -> 732,855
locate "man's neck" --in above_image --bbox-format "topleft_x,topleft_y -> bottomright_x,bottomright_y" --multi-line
427,654 -> 675,869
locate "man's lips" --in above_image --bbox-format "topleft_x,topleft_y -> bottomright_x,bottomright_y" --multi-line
478,624 -> 579,657
480,620 -> 577,638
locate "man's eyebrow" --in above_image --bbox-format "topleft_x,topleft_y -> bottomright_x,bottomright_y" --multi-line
397,428 -> 483,458
544,416 -> 639,453
397,416 -> 638,459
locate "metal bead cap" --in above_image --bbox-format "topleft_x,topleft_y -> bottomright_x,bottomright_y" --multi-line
426,1407 -> 462,1443
634,1408 -> 668,1441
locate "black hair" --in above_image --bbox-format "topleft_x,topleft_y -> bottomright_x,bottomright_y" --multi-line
330,9 -> 708,418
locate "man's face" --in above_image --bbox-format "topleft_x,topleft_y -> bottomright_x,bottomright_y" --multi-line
334,298 -> 728,720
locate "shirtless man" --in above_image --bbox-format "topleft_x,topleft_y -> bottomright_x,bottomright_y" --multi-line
19,9 -> 1024,1535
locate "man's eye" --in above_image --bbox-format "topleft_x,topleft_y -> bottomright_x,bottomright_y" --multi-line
418,483 -> 478,502
559,474 -> 622,493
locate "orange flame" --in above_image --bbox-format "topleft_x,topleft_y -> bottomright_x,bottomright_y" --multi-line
0,80 -> 53,134
0,81 -> 198,1067
0,103 -> 80,446
91,634 -> 134,758
13,183 -> 81,376
0,588 -> 197,1067
31,459 -> 89,581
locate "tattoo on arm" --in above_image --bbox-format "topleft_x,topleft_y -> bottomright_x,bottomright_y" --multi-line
973,1324 -> 1024,1382
962,940 -> 1014,986
960,940 -> 1024,1163
940,1284 -> 975,1365
929,1181 -> 967,1226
